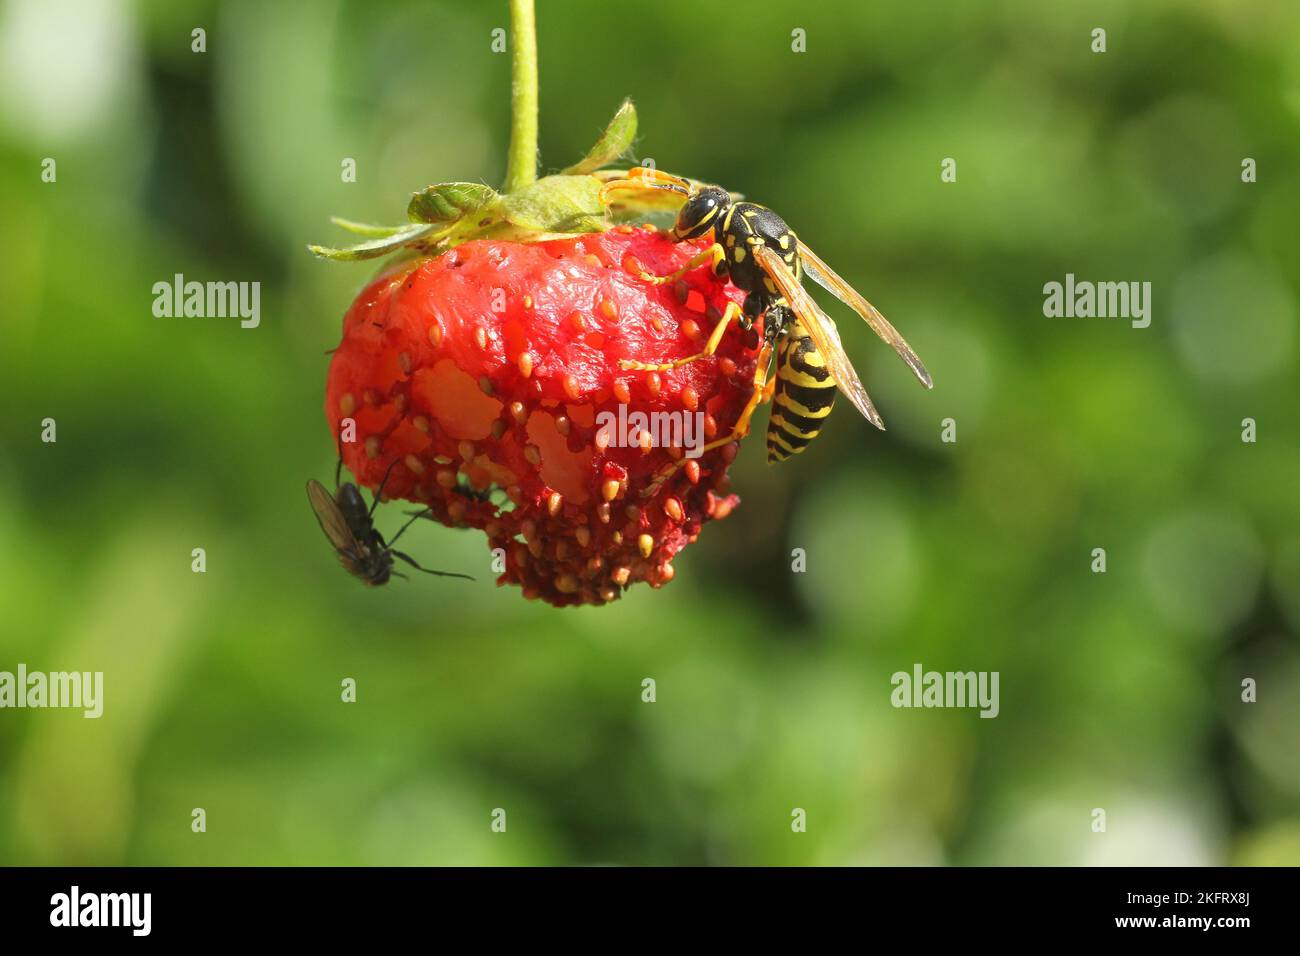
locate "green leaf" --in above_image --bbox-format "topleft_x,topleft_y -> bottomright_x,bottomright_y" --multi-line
562,99 -> 637,175
407,182 -> 499,223
329,217 -> 415,238
307,222 -> 438,261
498,174 -> 608,235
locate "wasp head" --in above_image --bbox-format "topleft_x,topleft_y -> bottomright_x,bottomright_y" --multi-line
673,185 -> 730,241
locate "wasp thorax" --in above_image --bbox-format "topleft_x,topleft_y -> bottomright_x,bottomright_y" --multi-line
674,186 -> 731,240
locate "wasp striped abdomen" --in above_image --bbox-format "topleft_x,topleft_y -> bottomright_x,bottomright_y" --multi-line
767,324 -> 836,462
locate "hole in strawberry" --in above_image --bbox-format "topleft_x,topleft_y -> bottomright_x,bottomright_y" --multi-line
412,359 -> 504,440
526,410 -> 593,504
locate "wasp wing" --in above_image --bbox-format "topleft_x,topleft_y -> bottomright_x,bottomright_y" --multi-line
796,240 -> 932,389
307,479 -> 363,554
754,244 -> 885,431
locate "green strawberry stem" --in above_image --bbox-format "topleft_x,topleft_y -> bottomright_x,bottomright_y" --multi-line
503,0 -> 539,194
309,3 -> 644,262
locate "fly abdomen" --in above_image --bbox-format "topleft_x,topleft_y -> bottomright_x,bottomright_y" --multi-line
767,325 -> 836,463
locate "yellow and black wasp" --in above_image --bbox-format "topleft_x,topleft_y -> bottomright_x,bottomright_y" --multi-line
600,167 -> 932,464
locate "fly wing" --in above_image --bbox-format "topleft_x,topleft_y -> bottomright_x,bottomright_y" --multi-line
797,240 -> 932,389
307,479 -> 362,554
754,244 -> 885,430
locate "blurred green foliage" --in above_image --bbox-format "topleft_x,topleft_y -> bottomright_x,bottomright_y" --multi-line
1,0 -> 1298,865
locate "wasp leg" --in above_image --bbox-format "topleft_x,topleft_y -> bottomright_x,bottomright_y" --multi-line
391,550 -> 475,581
639,344 -> 775,498
628,243 -> 726,286
619,300 -> 743,373
695,349 -> 777,456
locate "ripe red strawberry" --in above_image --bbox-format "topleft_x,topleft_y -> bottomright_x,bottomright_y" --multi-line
324,225 -> 761,606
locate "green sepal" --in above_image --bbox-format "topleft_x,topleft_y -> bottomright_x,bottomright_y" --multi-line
307,222 -> 439,261
408,182 -> 499,223
561,99 -> 637,175
498,174 -> 608,235
329,217 -> 416,238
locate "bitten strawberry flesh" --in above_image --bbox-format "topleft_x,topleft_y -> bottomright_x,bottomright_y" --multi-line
324,226 -> 760,606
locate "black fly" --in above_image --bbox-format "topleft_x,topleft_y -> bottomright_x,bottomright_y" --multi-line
307,459 -> 473,586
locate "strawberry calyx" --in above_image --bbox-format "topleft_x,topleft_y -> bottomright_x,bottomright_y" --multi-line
309,100 -> 640,263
